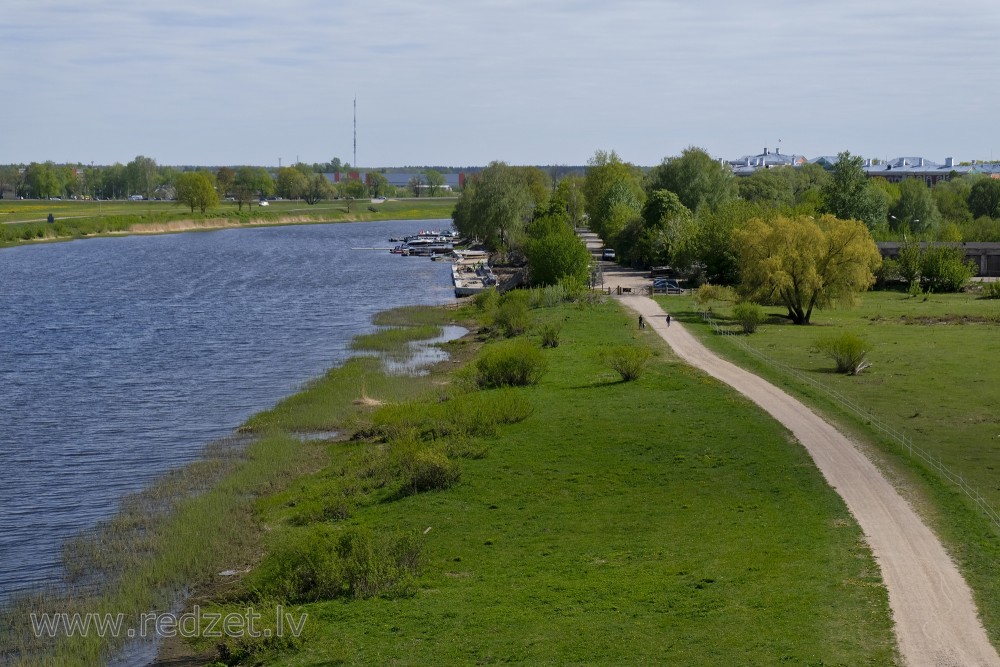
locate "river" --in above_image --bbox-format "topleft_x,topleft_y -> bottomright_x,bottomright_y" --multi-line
0,220 -> 456,601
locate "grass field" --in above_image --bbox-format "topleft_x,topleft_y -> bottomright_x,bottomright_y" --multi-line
196,298 -> 897,666
3,298 -> 904,665
0,197 -> 457,247
658,288 -> 1000,648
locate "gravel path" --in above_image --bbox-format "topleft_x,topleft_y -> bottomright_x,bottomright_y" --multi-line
622,295 -> 1000,667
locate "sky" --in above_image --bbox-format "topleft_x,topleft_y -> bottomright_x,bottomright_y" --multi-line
3,0 -> 1000,168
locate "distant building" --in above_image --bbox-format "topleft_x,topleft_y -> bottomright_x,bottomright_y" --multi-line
728,149 -> 1000,185
728,147 -> 807,176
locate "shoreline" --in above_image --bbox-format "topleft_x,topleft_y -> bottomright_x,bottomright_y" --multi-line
0,198 -> 458,250
0,307 -> 465,666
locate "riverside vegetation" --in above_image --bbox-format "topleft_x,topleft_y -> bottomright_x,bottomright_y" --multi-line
0,198 -> 456,248
664,288 -> 1000,650
2,289 -> 900,666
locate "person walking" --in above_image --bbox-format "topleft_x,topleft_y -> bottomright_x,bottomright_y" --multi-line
638,314 -> 645,329
666,313 -> 671,327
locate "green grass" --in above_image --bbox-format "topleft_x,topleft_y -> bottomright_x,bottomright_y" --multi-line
218,300 -> 896,666
350,324 -> 443,358
0,198 -> 456,247
659,288 -> 1000,648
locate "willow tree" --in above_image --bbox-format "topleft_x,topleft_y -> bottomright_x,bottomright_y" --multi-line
735,214 -> 881,324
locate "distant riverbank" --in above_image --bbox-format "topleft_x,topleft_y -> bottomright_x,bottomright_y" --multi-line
0,198 -> 457,248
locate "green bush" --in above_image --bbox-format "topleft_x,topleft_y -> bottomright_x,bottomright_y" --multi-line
493,291 -> 532,337
472,287 -> 499,312
403,447 -> 461,493
814,333 -> 871,375
528,284 -> 567,309
920,246 -> 976,292
732,302 -> 766,334
248,525 -> 422,602
475,339 -> 547,388
981,281 -> 1000,299
602,345 -> 652,382
540,321 -> 562,348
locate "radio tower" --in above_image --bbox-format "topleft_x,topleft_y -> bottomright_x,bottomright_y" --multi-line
353,97 -> 357,168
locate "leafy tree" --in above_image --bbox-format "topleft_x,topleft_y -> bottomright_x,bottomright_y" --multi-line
646,146 -> 737,212
582,149 -> 645,238
215,167 -> 236,198
890,178 -> 940,235
339,177 -> 368,211
452,161 -> 534,251
525,196 -> 592,286
174,171 -> 219,213
125,155 -> 158,199
367,172 -> 389,198
24,162 -> 59,199
232,167 -> 273,211
408,174 -> 424,197
821,151 -> 889,229
788,162 -> 832,213
512,166 -> 551,211
276,167 -> 309,200
554,174 -> 586,227
694,200 -> 771,285
424,169 -> 445,196
0,165 -> 19,199
735,214 -> 881,325
932,176 -> 973,225
525,228 -> 592,287
304,174 -> 334,205
738,168 -> 794,208
968,177 -> 1000,218
616,190 -> 694,269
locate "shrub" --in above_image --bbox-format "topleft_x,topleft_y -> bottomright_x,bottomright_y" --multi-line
403,447 -> 461,494
528,283 -> 567,309
732,302 -> 766,334
602,345 -> 652,382
472,287 -> 499,312
814,333 -> 871,375
920,246 -> 976,292
247,525 -> 422,602
540,321 -> 562,348
981,281 -> 1000,299
474,339 -> 547,388
493,291 -> 532,337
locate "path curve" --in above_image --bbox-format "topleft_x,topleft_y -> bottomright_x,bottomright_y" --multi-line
622,295 -> 1000,667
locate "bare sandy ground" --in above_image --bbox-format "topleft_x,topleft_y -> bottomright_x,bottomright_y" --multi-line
622,295 -> 1000,667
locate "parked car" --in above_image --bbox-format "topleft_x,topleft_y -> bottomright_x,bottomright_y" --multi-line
602,248 -> 616,260
653,278 -> 682,294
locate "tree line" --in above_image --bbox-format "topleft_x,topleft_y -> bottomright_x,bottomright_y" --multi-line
452,148 -> 994,324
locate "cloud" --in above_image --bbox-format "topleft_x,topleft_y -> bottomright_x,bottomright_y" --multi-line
2,0 -> 1000,165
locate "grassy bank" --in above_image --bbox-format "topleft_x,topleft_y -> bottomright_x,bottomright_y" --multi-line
0,198 -> 456,248
659,289 -> 1000,647
3,297 -> 901,665
177,295 -> 896,665
0,306 -> 462,667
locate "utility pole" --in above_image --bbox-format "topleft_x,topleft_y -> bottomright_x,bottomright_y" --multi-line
353,96 -> 357,169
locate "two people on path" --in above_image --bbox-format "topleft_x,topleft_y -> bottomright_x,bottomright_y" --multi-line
639,313 -> 671,329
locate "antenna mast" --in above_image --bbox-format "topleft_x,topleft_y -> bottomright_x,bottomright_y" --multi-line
353,97 -> 357,168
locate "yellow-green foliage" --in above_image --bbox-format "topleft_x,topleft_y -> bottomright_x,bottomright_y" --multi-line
735,214 -> 882,324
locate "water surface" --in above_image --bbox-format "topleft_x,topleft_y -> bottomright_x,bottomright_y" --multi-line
0,220 -> 456,599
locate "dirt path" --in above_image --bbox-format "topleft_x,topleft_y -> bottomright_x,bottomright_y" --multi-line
622,295 -> 1000,667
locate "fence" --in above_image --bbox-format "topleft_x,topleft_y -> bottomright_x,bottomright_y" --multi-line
700,310 -> 1000,532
